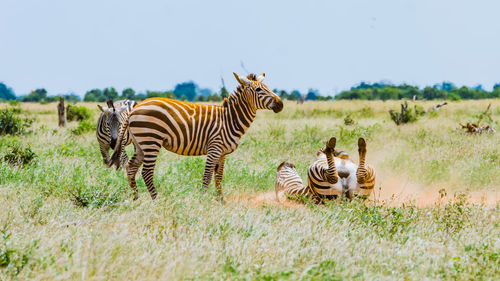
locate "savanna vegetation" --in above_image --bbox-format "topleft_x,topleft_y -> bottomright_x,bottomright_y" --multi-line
0,100 -> 498,280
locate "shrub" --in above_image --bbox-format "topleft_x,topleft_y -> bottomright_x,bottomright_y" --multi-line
343,114 -> 355,126
0,108 -> 34,135
66,105 -> 92,121
70,120 -> 96,135
389,101 -> 418,125
2,145 -> 37,167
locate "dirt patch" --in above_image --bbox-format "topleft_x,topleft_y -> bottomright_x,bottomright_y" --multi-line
231,178 -> 499,208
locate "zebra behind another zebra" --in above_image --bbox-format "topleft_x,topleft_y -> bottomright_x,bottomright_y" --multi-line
108,73 -> 283,201
96,99 -> 137,169
275,137 -> 376,203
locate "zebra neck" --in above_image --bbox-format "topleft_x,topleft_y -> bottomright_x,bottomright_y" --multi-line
223,94 -> 257,139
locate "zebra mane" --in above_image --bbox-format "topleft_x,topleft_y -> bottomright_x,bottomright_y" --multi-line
225,73 -> 258,106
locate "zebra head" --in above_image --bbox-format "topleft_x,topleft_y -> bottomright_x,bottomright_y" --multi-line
233,72 -> 283,113
98,100 -> 128,149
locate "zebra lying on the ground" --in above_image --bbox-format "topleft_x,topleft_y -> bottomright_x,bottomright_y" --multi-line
275,137 -> 376,203
108,73 -> 283,201
96,99 -> 137,169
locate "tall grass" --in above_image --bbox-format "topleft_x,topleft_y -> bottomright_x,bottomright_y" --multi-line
0,100 -> 498,280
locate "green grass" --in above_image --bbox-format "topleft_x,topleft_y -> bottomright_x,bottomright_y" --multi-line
0,100 -> 498,280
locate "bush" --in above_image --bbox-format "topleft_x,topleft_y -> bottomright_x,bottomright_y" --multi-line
343,114 -> 355,126
70,120 -> 96,135
0,108 -> 34,135
389,101 -> 418,125
2,145 -> 37,167
66,105 -> 92,121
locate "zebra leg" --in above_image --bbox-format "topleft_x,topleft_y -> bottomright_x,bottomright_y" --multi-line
99,142 -> 110,165
141,146 -> 161,200
324,137 -> 338,184
356,138 -> 367,184
119,149 -> 129,170
214,155 -> 226,201
202,146 -> 223,193
126,146 -> 144,200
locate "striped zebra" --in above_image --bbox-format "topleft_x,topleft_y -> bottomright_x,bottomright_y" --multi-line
108,72 -> 283,201
96,99 -> 137,169
275,137 -> 376,203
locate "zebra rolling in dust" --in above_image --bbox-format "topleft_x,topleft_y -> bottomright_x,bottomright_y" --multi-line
276,137 -> 376,203
108,73 -> 283,201
96,99 -> 137,169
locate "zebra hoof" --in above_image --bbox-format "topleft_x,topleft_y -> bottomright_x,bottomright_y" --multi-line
133,193 -> 139,201
358,138 -> 367,154
324,137 -> 336,153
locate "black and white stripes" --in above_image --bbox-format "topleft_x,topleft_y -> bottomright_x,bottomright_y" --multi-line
96,99 -> 137,168
108,73 -> 283,201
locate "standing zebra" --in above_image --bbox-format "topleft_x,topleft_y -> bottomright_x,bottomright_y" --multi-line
108,73 -> 283,201
96,99 -> 137,169
275,137 -> 376,203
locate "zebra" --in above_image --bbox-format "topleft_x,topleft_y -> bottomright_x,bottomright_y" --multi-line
96,99 -> 137,169
108,72 -> 284,201
275,137 -> 376,203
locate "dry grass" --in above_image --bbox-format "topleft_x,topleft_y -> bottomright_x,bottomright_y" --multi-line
0,100 -> 499,280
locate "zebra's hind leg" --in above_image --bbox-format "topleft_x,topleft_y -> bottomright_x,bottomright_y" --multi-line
214,155 -> 226,202
323,137 -> 338,184
126,146 -> 144,200
141,145 -> 161,200
356,138 -> 367,184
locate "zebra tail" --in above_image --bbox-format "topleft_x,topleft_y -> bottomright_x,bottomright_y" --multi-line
107,118 -> 129,170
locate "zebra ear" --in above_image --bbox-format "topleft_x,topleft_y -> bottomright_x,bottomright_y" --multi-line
97,104 -> 106,112
257,73 -> 265,82
233,72 -> 250,86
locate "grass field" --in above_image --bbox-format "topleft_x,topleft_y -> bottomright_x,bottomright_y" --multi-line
0,100 -> 499,280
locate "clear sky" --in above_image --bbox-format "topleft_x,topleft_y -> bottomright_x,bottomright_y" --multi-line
1,0 -> 499,97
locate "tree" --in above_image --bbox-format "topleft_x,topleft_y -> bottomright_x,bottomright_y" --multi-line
22,88 -> 47,102
305,89 -> 318,101
122,88 -> 136,100
288,90 -> 301,101
0,83 -> 16,100
174,82 -> 197,101
84,89 -> 103,102
220,86 -> 229,99
103,87 -> 118,101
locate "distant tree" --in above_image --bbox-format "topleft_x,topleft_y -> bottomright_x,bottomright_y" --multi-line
146,90 -> 174,99
220,86 -> 229,99
174,82 -> 197,101
493,83 -> 500,91
103,87 -> 118,101
305,89 -> 318,101
122,88 -> 136,100
135,93 -> 146,101
0,82 -> 16,100
288,90 -> 301,101
84,89 -> 103,102
22,88 -> 47,102
277,89 -> 289,100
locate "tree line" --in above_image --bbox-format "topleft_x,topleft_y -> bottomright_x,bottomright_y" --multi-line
335,82 -> 500,100
2,80 -> 500,103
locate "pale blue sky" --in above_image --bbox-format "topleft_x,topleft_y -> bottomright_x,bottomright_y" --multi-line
1,0 -> 499,97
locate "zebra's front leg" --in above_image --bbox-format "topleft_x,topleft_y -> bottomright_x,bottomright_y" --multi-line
323,137 -> 338,184
202,146 -> 223,195
99,142 -> 110,165
214,155 -> 226,202
119,148 -> 129,170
